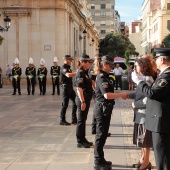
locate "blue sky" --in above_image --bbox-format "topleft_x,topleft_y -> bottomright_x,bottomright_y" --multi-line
115,0 -> 144,25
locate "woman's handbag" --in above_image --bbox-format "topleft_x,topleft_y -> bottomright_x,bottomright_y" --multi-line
137,124 -> 146,147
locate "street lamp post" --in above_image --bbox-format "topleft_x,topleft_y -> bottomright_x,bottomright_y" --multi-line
0,16 -> 11,32
0,16 -> 11,88
83,29 -> 87,54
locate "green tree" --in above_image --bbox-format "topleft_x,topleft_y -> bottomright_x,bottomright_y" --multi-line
99,33 -> 136,57
162,34 -> 170,48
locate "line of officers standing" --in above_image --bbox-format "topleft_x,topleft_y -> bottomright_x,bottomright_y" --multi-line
11,57 -> 60,95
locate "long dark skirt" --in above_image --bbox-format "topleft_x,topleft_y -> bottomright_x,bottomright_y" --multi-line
133,123 -> 152,148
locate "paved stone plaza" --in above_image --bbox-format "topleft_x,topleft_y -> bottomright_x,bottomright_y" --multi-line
0,86 -> 156,170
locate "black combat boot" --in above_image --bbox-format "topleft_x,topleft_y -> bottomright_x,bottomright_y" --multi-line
59,120 -> 71,126
77,142 -> 91,148
94,159 -> 112,170
84,138 -> 93,146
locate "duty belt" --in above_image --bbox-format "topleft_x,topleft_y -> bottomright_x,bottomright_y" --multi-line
96,101 -> 114,106
62,84 -> 72,87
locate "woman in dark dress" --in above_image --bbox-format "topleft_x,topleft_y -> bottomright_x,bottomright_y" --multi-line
129,57 -> 155,170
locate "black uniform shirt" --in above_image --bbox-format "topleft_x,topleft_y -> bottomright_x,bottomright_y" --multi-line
50,66 -> 60,77
12,67 -> 22,77
60,64 -> 73,85
25,66 -> 36,78
88,64 -> 96,81
95,70 -> 115,103
75,69 -> 93,94
37,67 -> 47,78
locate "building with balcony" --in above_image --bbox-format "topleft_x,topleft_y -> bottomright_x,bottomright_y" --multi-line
0,0 -> 99,74
86,0 -> 116,39
120,22 -> 129,37
141,0 -> 170,54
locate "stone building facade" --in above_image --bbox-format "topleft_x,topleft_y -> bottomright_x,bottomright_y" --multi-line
86,0 -> 116,39
141,0 -> 170,54
0,0 -> 99,78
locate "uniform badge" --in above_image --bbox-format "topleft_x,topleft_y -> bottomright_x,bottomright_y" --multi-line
157,79 -> 168,87
77,78 -> 83,83
102,82 -> 108,89
63,69 -> 67,72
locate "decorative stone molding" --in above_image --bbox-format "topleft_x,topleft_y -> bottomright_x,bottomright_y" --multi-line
1,7 -> 30,16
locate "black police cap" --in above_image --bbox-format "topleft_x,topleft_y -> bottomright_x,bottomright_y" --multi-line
153,48 -> 170,58
63,55 -> 74,60
80,54 -> 91,61
101,55 -> 114,67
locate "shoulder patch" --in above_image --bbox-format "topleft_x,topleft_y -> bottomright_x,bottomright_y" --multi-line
157,79 -> 168,87
85,75 -> 89,79
63,69 -> 67,72
77,78 -> 83,83
102,82 -> 108,89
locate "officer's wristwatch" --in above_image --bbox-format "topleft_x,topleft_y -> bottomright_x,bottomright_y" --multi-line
81,101 -> 85,104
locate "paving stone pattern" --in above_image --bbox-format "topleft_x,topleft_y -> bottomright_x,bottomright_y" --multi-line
0,86 -> 156,170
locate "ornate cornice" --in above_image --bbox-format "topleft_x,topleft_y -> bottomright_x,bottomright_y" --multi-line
1,6 -> 31,16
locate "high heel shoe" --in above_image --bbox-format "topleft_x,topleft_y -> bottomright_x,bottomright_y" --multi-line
132,163 -> 141,168
132,160 -> 142,168
138,162 -> 152,170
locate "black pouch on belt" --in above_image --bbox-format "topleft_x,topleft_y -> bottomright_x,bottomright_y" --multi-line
102,102 -> 114,116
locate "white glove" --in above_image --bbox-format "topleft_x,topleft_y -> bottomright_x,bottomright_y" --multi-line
131,71 -> 143,85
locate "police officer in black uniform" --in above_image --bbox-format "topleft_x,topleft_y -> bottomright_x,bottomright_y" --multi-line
75,55 -> 93,148
37,58 -> 47,95
132,48 -> 170,170
60,55 -> 77,125
12,58 -> 22,95
25,58 -> 36,95
50,57 -> 60,95
93,55 -> 128,170
88,53 -> 112,137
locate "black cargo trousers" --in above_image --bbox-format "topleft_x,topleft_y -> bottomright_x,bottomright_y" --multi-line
76,92 -> 93,143
60,84 -> 77,122
94,101 -> 114,163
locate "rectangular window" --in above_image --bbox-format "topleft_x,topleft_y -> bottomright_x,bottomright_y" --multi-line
91,5 -> 95,9
100,21 -> 106,26
101,30 -> 106,34
111,5 -> 114,9
91,12 -> 95,18
167,20 -> 170,30
101,4 -> 106,9
167,3 -> 170,10
101,12 -> 106,18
